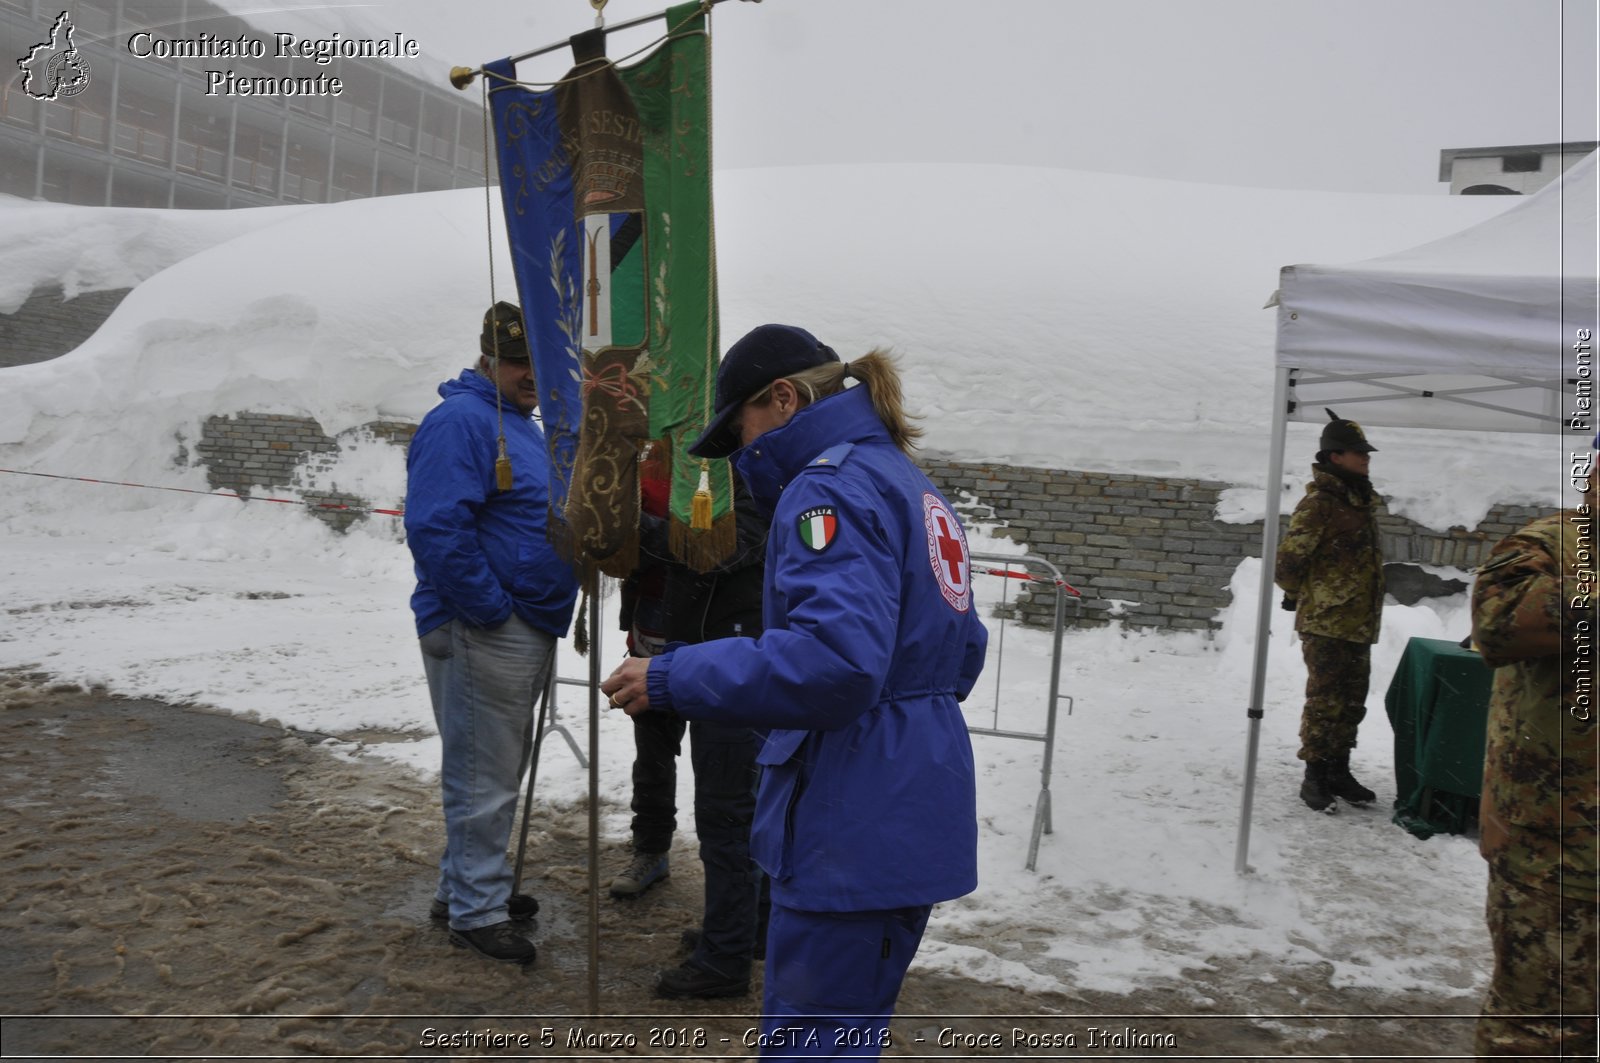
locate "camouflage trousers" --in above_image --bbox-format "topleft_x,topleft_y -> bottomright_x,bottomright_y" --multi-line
1475,863 -> 1597,1057
1297,634 -> 1370,761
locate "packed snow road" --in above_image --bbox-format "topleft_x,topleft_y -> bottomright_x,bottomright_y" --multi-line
0,673 -> 1477,1060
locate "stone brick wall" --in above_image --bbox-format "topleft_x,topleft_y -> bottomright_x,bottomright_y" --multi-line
1375,505 -> 1551,569
193,414 -> 414,532
0,285 -> 134,367
922,461 -> 1261,632
919,458 -> 1557,633
185,418 -> 1556,627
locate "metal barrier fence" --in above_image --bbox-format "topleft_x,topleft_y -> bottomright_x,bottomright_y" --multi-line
532,550 -> 1081,872
964,551 -> 1081,871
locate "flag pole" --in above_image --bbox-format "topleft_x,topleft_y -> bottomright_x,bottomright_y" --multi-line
449,0 -> 756,89
587,589 -> 601,1013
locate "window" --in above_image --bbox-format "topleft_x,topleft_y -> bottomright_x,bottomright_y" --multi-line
110,169 -> 171,208
74,0 -> 115,42
1502,153 -> 1542,174
420,96 -> 457,162
284,135 -> 330,202
172,183 -> 226,209
332,140 -> 373,198
41,154 -> 107,205
1,82 -> 37,127
0,144 -> 37,198
415,167 -> 451,193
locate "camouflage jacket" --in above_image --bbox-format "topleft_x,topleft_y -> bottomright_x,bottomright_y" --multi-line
1274,464 -> 1385,643
1472,508 -> 1597,897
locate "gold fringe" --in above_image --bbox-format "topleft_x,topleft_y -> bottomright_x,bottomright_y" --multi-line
570,560 -> 608,657
573,588 -> 590,656
592,528 -> 640,581
668,510 -> 738,574
548,515 -> 594,656
546,508 -> 578,566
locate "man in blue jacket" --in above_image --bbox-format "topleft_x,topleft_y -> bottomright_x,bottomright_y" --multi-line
604,324 -> 986,1057
404,302 -> 579,965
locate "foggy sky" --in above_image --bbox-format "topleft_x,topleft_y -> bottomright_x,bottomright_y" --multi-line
223,0 -> 1599,193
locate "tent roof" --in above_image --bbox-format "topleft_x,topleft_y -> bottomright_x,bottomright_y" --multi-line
1274,151 -> 1597,433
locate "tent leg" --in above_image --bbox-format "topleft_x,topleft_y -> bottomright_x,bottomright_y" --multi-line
1235,366 -> 1292,875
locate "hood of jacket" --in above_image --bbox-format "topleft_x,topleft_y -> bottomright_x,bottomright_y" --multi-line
733,385 -> 892,514
439,367 -> 530,415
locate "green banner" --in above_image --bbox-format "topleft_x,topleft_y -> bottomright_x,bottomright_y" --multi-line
490,2 -> 732,576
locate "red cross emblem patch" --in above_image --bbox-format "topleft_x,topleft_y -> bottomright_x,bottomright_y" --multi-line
922,492 -> 970,612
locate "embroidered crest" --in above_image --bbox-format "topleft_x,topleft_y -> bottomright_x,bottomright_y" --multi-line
922,492 -> 971,612
797,506 -> 838,552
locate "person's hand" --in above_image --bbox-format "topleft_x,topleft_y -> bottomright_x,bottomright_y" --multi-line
601,656 -> 652,716
1280,595 -> 1297,612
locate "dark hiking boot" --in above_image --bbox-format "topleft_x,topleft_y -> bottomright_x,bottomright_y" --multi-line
655,960 -> 750,1000
1327,754 -> 1376,805
430,893 -> 539,924
609,851 -> 669,899
1300,761 -> 1336,813
449,921 -> 537,965
680,926 -> 766,962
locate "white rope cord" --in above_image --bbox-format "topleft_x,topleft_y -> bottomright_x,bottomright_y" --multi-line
703,2 -> 717,426
479,74 -> 510,482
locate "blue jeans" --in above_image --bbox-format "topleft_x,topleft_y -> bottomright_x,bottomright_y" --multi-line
420,615 -> 554,931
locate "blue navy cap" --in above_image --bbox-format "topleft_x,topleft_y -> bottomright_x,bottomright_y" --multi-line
688,324 -> 840,458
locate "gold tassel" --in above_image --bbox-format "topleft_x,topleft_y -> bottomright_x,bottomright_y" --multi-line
690,460 -> 713,530
494,435 -> 513,492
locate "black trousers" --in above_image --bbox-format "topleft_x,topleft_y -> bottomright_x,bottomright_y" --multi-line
628,710 -> 765,977
628,709 -> 684,854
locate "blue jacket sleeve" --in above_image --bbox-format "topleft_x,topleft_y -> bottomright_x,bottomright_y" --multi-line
956,607 -> 988,702
650,473 -> 900,731
403,413 -> 515,628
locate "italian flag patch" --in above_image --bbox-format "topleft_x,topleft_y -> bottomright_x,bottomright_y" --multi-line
797,506 -> 839,552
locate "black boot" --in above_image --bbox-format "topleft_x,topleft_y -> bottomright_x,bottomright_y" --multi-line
1326,753 -> 1376,805
1299,760 -> 1335,812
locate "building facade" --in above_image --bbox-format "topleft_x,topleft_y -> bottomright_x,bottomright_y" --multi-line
1438,141 -> 1598,196
2,0 -> 487,207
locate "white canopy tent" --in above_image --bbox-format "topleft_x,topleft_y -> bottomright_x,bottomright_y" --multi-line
1235,151 -> 1599,873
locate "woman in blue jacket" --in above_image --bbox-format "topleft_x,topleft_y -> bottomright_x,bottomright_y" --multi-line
603,324 -> 987,1058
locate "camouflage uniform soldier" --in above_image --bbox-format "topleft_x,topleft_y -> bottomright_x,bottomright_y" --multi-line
1470,459 -> 1596,1058
1275,410 -> 1385,811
